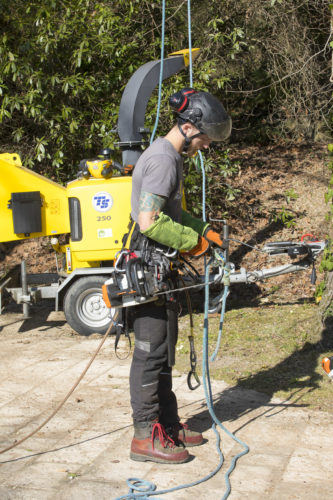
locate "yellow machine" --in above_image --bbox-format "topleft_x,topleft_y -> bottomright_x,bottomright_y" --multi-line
0,50 -> 199,335
0,153 -> 132,269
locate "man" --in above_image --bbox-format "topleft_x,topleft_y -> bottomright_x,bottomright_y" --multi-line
128,88 -> 231,464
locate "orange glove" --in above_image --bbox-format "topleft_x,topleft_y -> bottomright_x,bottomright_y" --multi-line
203,228 -> 226,249
187,236 -> 210,258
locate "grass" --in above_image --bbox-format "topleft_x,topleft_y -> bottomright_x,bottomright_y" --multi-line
175,302 -> 333,413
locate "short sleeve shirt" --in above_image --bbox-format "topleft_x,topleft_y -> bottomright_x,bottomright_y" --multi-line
131,137 -> 183,224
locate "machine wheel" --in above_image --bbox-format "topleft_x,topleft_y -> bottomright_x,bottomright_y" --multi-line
63,275 -> 119,335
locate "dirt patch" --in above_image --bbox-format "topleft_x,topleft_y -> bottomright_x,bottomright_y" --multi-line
0,238 -> 57,277
224,143 -> 329,304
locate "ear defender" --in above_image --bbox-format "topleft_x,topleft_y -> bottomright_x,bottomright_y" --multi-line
169,88 -> 203,153
169,88 -> 197,113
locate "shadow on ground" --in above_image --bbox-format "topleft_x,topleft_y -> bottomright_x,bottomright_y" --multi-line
0,300 -> 66,333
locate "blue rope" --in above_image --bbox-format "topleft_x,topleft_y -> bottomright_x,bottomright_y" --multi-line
187,0 -> 206,223
210,285 -> 229,363
210,259 -> 230,362
187,0 -> 193,87
203,262 -> 250,500
150,0 -> 166,144
198,151 -> 206,221
187,2 -> 249,496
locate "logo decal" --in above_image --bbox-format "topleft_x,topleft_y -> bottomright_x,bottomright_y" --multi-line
92,192 -> 113,212
97,228 -> 112,238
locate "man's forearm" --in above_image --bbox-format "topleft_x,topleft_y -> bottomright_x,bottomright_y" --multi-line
138,191 -> 167,231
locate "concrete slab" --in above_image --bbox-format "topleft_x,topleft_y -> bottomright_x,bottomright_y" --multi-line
0,310 -> 333,500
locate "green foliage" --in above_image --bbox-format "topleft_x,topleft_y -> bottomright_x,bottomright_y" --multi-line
269,206 -> 297,228
319,144 -> 333,273
0,0 -> 331,182
268,188 -> 300,228
0,0 -> 162,180
319,245 -> 333,272
284,188 -> 298,204
315,281 -> 326,300
184,149 -> 241,217
324,145 -> 333,212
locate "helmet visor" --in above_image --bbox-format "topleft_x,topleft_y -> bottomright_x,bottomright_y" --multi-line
201,116 -> 232,142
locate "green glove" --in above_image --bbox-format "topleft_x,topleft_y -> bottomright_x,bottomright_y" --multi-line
142,212 -> 199,251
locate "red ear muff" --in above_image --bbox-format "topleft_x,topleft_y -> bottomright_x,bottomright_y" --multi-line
169,91 -> 187,112
169,88 -> 198,113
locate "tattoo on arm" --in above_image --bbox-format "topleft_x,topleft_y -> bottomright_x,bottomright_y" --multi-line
139,191 -> 166,214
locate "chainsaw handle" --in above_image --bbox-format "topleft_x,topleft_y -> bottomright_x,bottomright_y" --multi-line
301,233 -> 319,242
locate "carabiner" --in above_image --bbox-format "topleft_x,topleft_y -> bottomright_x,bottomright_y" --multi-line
187,369 -> 201,390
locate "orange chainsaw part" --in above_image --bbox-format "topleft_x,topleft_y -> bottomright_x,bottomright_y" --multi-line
322,356 -> 333,380
102,284 -> 112,308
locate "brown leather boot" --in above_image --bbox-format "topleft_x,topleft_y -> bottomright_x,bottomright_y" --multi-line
165,422 -> 204,447
130,420 -> 189,464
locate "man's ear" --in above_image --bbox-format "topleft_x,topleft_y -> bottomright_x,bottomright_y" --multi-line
181,122 -> 194,135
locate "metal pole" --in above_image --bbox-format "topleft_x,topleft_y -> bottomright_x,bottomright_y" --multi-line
21,260 -> 30,319
223,221 -> 229,264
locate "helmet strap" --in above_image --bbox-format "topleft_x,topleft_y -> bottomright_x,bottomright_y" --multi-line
178,123 -> 202,152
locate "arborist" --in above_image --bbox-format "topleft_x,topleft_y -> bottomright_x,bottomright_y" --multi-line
127,88 -> 232,464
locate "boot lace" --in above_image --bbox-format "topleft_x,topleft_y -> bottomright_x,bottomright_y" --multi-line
179,422 -> 188,431
151,422 -> 176,449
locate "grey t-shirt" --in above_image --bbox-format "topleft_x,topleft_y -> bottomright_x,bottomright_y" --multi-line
131,137 -> 183,224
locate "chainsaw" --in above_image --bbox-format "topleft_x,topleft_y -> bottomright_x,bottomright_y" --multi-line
101,232 -> 327,313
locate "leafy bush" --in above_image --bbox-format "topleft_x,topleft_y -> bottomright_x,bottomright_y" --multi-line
184,149 -> 241,217
0,0 -> 331,183
0,0 -> 162,180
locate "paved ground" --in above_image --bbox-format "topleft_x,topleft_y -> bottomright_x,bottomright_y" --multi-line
0,305 -> 333,499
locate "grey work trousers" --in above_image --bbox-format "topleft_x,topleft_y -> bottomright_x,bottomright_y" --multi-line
129,300 -> 178,424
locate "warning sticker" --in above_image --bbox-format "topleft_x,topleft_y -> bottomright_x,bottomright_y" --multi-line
97,228 -> 113,238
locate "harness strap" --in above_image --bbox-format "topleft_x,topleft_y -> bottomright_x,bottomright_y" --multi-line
114,308 -> 132,359
179,276 -> 200,390
178,122 -> 202,152
121,218 -> 136,251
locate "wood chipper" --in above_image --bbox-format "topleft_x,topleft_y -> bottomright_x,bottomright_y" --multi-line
0,49 -> 200,334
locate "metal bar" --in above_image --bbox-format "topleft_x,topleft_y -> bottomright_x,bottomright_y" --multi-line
247,263 -> 309,283
26,273 -> 59,285
21,260 -> 30,319
223,221 -> 229,263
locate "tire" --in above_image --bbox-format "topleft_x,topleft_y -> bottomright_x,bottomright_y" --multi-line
63,275 -> 119,335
